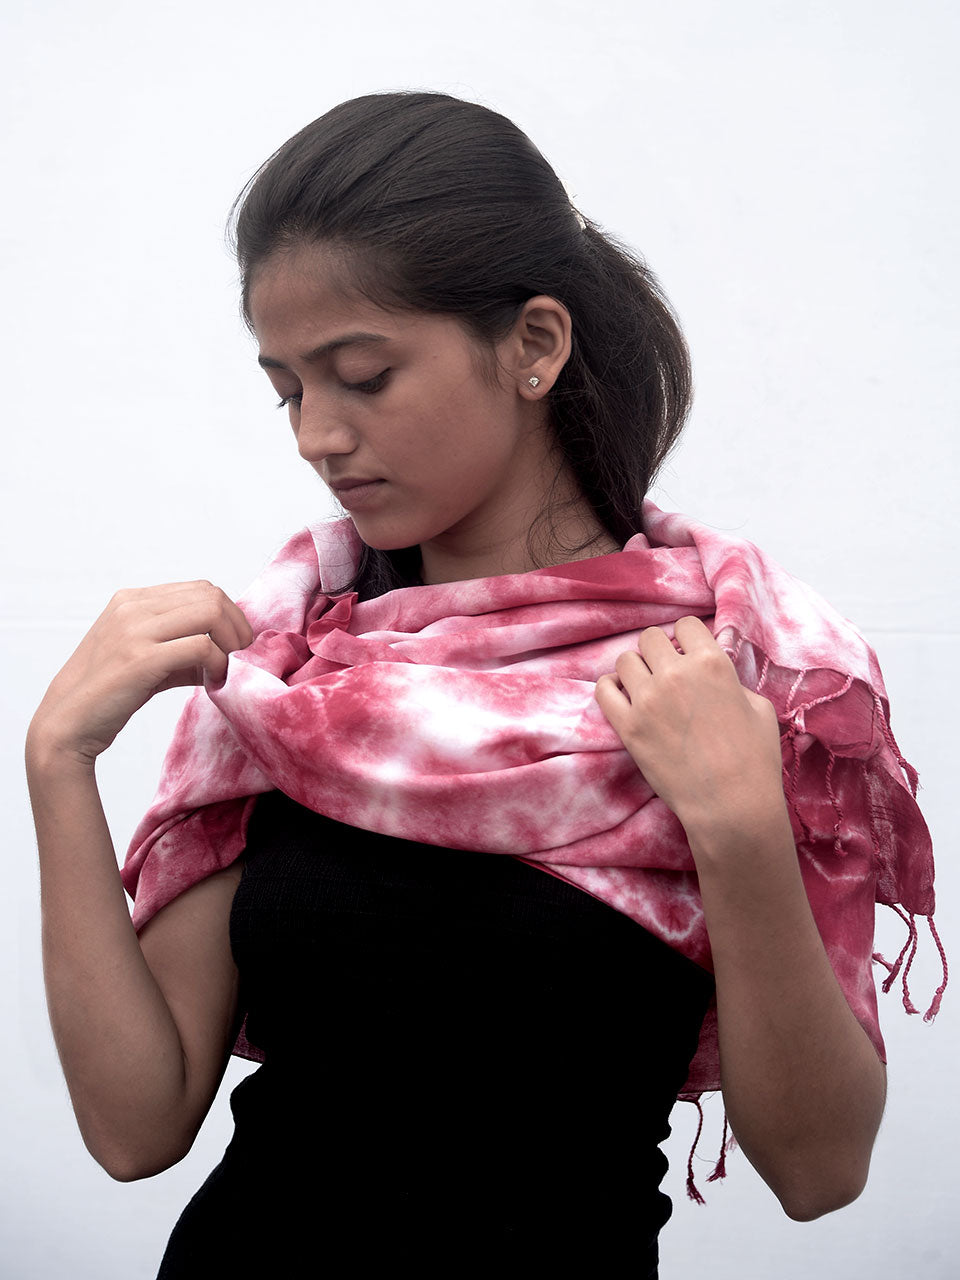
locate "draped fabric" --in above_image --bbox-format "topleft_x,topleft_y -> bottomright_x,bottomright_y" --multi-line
122,500 -> 941,1095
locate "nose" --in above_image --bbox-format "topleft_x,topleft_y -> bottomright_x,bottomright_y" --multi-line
292,395 -> 357,464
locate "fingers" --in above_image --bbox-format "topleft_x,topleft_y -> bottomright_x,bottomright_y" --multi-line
128,581 -> 252,631
636,616 -> 718,657
595,671 -> 624,701
594,671 -> 630,731
116,584 -> 254,691
153,634 -> 232,689
672,615 -> 715,649
614,624 -> 680,690
598,616 -> 717,711
108,583 -> 254,655
30,580 -> 254,764
620,616 -> 717,679
140,599 -> 251,657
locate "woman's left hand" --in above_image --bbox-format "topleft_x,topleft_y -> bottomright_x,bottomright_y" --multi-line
598,617 -> 886,1219
595,615 -> 787,837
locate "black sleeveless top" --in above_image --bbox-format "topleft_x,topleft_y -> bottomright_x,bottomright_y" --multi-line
157,789 -> 714,1278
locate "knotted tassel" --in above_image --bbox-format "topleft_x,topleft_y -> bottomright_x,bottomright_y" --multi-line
874,903 -> 948,1020
924,916 -> 949,1022
685,1099 -> 707,1205
706,1111 -> 734,1183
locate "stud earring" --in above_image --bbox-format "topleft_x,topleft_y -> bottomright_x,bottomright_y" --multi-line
528,376 -> 540,388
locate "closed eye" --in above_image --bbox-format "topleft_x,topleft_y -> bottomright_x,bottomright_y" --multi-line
344,369 -> 390,394
275,370 -> 390,410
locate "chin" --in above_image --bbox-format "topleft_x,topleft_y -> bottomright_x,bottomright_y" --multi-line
346,517 -> 422,558
350,524 -> 416,553
347,509 -> 440,551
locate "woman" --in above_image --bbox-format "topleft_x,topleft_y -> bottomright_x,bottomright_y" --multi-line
26,92 -> 935,1276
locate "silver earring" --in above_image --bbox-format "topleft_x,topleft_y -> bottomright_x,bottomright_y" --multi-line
528,376 -> 540,388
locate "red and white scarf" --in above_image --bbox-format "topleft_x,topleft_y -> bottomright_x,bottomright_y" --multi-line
122,500 -> 943,1096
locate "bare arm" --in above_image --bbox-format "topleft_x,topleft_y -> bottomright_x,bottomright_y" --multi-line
685,800 -> 885,1219
26,582 -> 253,1180
596,616 -> 885,1220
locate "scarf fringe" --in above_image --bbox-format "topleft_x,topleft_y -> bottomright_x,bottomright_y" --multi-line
687,656 -> 944,1203
871,690 -> 920,797
772,661 -> 946,1021
925,917 -> 949,1022
776,666 -> 857,857
684,1100 -> 734,1204
872,905 -> 948,1020
706,1111 -> 735,1184
685,1099 -> 707,1204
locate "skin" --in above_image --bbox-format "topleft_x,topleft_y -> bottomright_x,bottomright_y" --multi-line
595,618 -> 887,1218
251,244 -> 617,583
26,245 -> 885,1215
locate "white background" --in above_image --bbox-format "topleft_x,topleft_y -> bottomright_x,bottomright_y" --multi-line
3,1 -> 958,1276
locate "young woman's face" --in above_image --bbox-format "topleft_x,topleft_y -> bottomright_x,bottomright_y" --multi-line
248,245 -> 561,582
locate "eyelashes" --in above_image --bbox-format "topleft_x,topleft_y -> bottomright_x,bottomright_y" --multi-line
348,370 -> 390,395
275,370 -> 390,410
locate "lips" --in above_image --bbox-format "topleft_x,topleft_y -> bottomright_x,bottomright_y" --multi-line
328,478 -> 387,510
328,476 -> 381,492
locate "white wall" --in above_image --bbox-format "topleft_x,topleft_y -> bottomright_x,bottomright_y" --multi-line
4,1 -> 957,1275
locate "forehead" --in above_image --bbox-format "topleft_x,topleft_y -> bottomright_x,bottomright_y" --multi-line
247,243 -> 487,375
247,243 -> 395,341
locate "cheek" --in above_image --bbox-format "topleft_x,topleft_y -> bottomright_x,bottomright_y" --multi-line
388,376 -> 507,475
432,429 -> 499,477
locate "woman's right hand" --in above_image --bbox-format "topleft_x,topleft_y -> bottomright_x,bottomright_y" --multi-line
26,582 -> 253,1180
28,581 -> 253,768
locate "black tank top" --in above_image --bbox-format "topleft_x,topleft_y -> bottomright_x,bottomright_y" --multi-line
157,790 -> 714,1277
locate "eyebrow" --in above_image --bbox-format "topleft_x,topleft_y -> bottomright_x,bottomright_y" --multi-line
257,331 -> 390,370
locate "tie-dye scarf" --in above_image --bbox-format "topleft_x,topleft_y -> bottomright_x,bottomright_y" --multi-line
122,500 -> 943,1098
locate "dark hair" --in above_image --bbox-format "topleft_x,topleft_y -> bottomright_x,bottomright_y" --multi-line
230,90 -> 692,598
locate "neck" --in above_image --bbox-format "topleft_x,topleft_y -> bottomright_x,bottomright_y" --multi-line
419,502 -> 619,586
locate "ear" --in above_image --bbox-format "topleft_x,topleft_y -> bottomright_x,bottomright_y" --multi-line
499,295 -> 572,399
